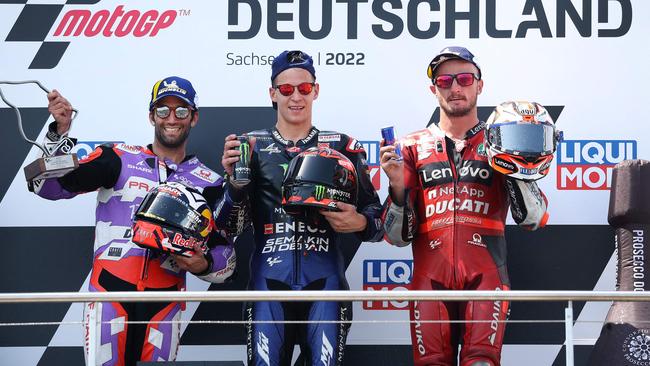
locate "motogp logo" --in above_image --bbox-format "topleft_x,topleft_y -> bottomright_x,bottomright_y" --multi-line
4,1 -> 181,69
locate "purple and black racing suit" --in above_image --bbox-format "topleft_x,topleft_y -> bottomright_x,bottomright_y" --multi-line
32,127 -> 236,365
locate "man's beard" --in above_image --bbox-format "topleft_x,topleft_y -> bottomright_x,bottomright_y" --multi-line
155,126 -> 191,148
441,95 -> 478,118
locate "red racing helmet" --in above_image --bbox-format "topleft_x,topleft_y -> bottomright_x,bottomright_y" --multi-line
132,182 -> 214,257
282,146 -> 358,218
485,101 -> 561,181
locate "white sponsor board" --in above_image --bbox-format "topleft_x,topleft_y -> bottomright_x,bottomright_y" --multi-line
1,0 -> 648,364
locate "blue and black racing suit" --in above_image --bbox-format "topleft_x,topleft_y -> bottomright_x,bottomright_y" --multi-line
217,127 -> 383,365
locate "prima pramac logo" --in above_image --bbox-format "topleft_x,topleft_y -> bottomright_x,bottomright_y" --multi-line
4,1 -> 183,69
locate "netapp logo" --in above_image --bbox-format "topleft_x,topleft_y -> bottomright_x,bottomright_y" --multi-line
4,1 -> 183,69
228,0 -> 632,40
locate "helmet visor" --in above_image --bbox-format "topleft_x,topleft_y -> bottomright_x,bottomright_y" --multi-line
487,122 -> 556,155
136,192 -> 208,233
288,155 -> 356,191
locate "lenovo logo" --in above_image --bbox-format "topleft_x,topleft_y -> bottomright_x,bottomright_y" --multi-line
419,160 -> 493,187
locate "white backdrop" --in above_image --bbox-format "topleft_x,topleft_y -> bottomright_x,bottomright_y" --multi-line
1,1 -> 648,364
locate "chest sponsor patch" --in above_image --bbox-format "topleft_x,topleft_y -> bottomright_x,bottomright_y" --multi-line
318,134 -> 341,142
115,144 -> 142,154
190,166 -> 219,183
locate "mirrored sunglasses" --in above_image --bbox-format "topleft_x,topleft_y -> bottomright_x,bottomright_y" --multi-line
433,72 -> 478,89
275,82 -> 315,97
154,105 -> 191,119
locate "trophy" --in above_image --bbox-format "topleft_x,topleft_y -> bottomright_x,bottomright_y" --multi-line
0,80 -> 79,182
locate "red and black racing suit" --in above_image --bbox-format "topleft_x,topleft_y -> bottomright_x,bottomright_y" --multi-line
382,122 -> 548,366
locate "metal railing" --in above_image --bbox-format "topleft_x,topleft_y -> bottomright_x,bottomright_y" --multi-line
1,290 -> 645,366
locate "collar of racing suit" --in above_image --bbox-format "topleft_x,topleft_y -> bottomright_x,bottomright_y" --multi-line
271,126 -> 319,147
430,120 -> 486,174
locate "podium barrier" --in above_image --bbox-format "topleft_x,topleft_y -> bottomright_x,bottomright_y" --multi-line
6,290 -> 650,365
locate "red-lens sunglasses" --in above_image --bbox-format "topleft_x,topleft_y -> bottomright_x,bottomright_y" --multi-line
433,72 -> 478,89
275,82 -> 315,96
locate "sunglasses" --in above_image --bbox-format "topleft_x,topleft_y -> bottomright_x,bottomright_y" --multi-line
154,105 -> 191,119
433,72 -> 478,89
274,82 -> 315,97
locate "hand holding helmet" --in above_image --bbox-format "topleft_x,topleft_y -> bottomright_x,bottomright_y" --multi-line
132,182 -> 214,257
485,101 -> 562,181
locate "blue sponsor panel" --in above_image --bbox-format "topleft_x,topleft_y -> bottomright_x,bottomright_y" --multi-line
556,140 -> 637,190
360,140 -> 380,165
363,259 -> 412,310
360,140 -> 381,190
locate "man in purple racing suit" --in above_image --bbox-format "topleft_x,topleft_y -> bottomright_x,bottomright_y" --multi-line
30,77 -> 236,366
217,50 -> 384,365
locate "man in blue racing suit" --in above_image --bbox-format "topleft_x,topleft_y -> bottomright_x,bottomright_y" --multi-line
217,50 -> 384,365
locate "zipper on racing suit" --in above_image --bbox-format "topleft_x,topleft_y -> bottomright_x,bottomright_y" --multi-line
445,137 -> 462,288
138,157 -> 170,287
447,121 -> 484,289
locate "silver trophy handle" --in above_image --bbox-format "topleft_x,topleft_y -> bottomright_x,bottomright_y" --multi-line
0,80 -> 78,157
0,80 -> 80,182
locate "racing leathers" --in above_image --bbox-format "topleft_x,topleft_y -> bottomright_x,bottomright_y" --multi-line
31,126 -> 236,366
218,127 -> 383,366
382,122 -> 548,366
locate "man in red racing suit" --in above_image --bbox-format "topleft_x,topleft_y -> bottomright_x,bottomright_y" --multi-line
380,47 -> 548,366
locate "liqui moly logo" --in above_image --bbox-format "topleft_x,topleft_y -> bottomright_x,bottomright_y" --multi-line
361,141 -> 381,190
363,259 -> 412,310
557,140 -> 637,190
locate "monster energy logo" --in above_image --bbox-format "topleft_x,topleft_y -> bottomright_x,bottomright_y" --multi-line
238,139 -> 250,166
314,185 -> 326,201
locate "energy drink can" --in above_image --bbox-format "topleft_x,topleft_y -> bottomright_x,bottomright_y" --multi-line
381,126 -> 402,160
233,135 -> 251,184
